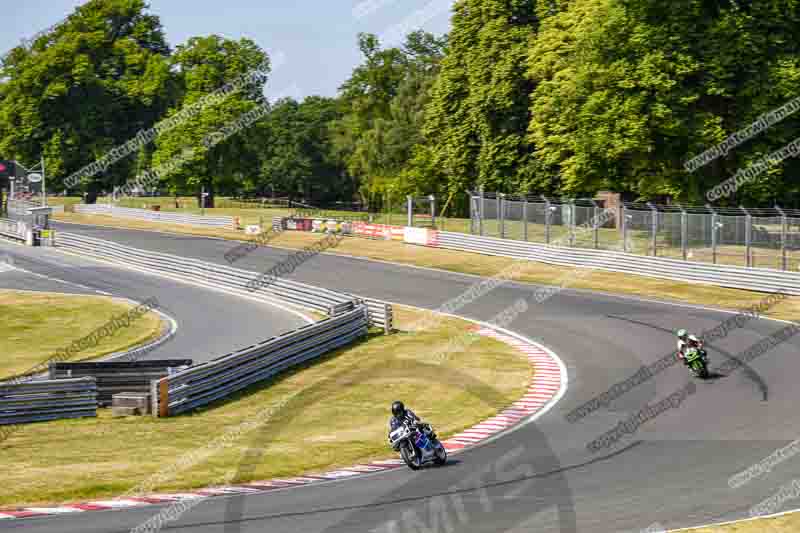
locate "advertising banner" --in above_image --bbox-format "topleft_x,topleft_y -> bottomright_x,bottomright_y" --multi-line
403,226 -> 439,246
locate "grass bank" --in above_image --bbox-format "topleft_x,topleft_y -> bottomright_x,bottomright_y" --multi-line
0,290 -> 165,379
0,305 -> 531,507
678,512 -> 800,532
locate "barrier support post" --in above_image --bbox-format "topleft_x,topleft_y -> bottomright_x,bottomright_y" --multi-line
407,196 -> 413,227
429,194 -> 436,229
384,303 -> 392,335
591,200 -> 599,249
158,378 -> 169,417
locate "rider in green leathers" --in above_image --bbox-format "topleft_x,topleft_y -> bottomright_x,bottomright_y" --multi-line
676,329 -> 704,366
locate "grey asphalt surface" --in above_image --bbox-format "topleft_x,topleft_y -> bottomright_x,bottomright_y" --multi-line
0,237 -> 307,366
4,221 -> 800,532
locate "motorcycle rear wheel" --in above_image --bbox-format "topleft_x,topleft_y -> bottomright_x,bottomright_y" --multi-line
433,443 -> 447,465
400,443 -> 421,470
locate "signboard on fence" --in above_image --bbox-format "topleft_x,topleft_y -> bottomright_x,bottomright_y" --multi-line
404,227 -> 428,245
404,227 -> 439,246
245,225 -> 262,235
284,218 -> 310,231
350,222 -> 404,241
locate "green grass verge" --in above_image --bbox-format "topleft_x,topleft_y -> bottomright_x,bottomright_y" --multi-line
0,290 -> 165,379
0,305 -> 531,507
679,511 -> 800,532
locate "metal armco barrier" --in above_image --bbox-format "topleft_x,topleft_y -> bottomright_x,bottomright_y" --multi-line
433,231 -> 800,296
55,232 -> 392,416
0,377 -> 97,426
0,217 -> 30,243
49,360 -> 192,407
153,308 -> 367,416
57,232 -> 353,313
364,299 -> 393,334
74,204 -> 235,229
56,232 -> 392,326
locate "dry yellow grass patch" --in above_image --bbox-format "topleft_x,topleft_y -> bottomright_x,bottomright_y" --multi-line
0,290 -> 165,379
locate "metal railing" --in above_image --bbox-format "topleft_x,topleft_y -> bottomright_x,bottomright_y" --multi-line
364,299 -> 393,334
54,232 -> 393,416
0,217 -> 29,242
55,232 -> 392,326
49,361 -> 192,407
153,309 -> 368,416
434,231 -> 800,295
74,204 -> 236,229
0,377 -> 97,426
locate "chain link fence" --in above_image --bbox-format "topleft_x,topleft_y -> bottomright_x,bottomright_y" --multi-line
452,191 -> 800,271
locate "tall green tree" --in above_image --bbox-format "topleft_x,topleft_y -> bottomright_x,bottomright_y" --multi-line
423,0 -> 543,197
331,31 -> 447,206
528,0 -> 800,204
0,0 -> 173,202
256,96 -> 349,204
149,35 -> 269,207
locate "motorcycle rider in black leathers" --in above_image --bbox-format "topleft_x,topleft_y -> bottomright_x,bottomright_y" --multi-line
389,401 -> 435,438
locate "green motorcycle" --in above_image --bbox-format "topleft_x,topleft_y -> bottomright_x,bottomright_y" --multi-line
684,346 -> 709,379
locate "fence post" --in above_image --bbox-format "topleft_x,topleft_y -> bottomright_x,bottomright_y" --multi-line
707,204 -> 718,265
776,205 -> 788,270
429,194 -> 436,228
568,199 -> 576,247
647,202 -> 658,256
499,193 -> 505,239
542,195 -> 551,244
591,200 -> 599,249
622,204 -> 629,252
677,203 -> 687,261
479,187 -> 485,236
469,192 -> 475,234
407,195 -> 413,227
740,206 -> 752,268
522,196 -> 528,242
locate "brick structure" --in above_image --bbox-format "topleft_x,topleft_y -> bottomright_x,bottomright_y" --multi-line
594,191 -> 621,229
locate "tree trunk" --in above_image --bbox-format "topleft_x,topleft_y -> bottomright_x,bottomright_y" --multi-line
196,182 -> 216,209
85,184 -> 101,204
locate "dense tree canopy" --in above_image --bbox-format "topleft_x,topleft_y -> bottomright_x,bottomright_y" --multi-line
528,0 -> 800,204
0,0 -> 173,201
149,34 -> 269,207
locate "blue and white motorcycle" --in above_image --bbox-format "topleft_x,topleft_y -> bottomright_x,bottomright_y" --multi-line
389,420 -> 447,470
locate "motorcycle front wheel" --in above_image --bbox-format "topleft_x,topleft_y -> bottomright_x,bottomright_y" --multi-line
400,443 -> 422,470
